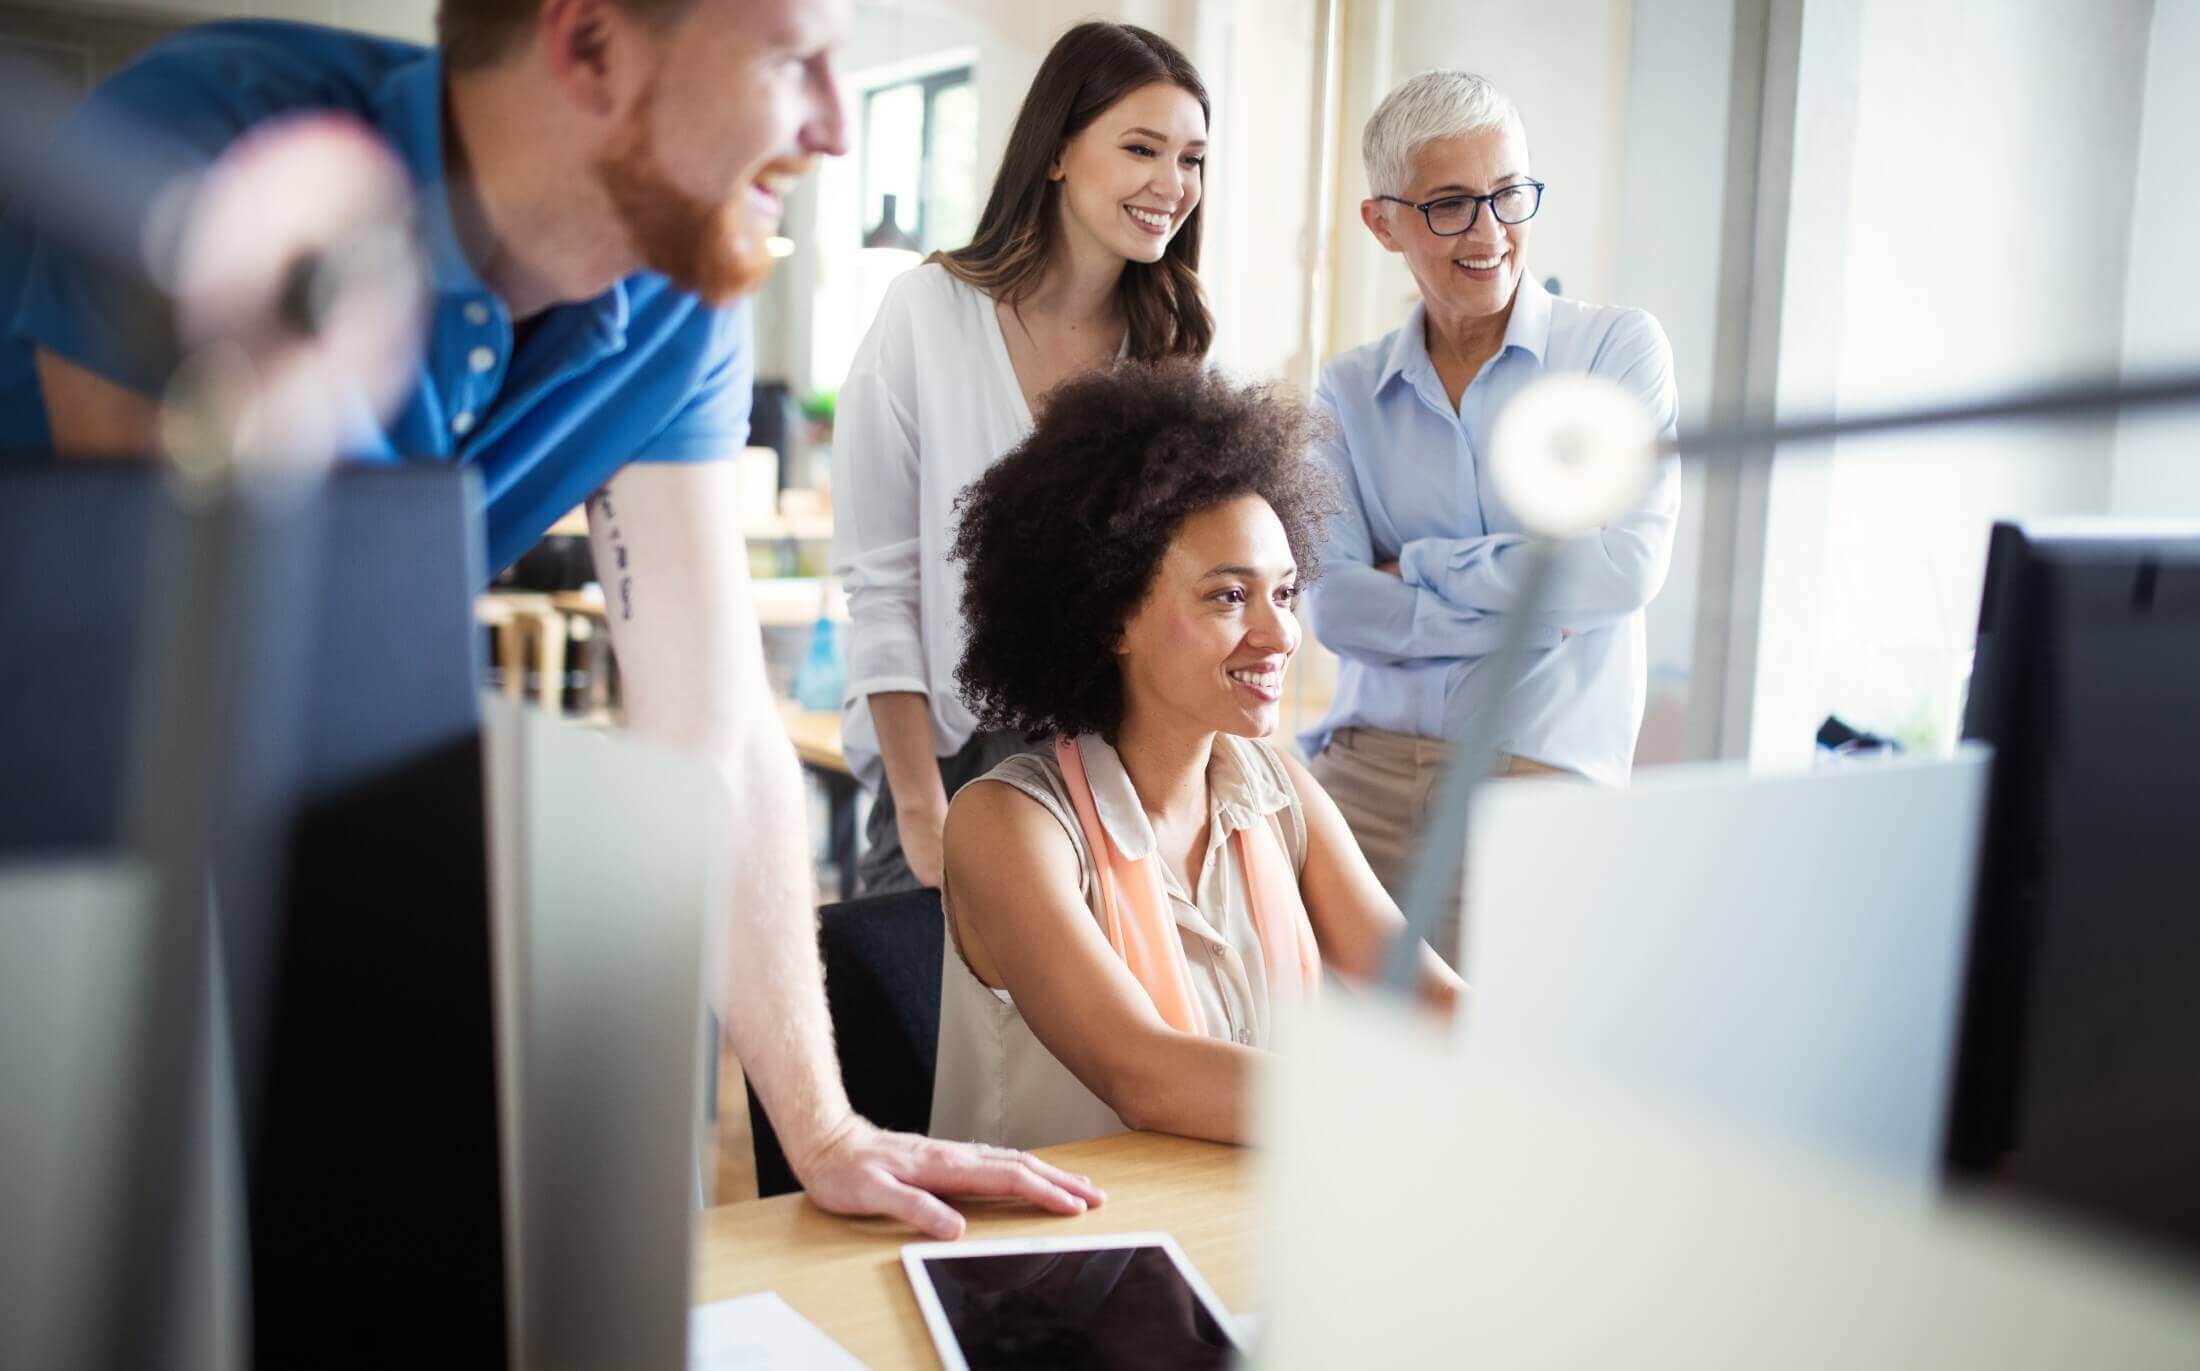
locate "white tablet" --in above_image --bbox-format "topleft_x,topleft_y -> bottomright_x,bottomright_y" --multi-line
901,1232 -> 1243,1371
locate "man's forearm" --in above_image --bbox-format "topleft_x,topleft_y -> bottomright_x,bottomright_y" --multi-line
713,718 -> 852,1167
35,348 -> 160,458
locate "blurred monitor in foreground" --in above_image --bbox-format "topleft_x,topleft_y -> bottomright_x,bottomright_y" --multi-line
0,465 -> 507,1367
1461,751 -> 1991,1193
1947,520 -> 2200,1257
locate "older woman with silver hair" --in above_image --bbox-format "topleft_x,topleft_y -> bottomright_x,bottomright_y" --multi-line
1298,71 -> 1682,965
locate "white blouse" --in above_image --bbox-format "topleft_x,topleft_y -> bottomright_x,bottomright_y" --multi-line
829,264 -> 1037,792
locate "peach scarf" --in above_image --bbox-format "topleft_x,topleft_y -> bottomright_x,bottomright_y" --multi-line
1054,735 -> 1322,1036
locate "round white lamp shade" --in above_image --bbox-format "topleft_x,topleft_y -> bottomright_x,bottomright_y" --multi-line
1488,374 -> 1660,538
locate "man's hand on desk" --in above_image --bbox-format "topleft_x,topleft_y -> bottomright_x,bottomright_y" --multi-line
791,1115 -> 1108,1241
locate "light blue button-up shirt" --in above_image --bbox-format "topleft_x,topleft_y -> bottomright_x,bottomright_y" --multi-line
1299,276 -> 1681,786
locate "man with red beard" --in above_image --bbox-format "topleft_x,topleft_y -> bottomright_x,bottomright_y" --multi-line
0,0 -> 1105,1239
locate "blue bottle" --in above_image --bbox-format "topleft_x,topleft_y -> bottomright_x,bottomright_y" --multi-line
793,605 -> 844,712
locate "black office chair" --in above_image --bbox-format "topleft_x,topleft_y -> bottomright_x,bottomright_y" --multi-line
746,888 -> 945,1196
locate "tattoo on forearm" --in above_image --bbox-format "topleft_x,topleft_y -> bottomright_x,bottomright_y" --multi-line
590,492 -> 637,622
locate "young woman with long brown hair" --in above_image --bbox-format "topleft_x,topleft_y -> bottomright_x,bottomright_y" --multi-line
831,21 -> 1216,894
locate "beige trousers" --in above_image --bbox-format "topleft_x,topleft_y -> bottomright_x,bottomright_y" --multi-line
1309,725 -> 1575,968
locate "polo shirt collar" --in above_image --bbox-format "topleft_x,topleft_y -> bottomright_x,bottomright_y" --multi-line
372,50 -> 630,349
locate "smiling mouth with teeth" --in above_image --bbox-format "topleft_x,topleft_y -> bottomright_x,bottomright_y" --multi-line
1228,668 -> 1282,692
1456,253 -> 1507,271
1126,206 -> 1172,230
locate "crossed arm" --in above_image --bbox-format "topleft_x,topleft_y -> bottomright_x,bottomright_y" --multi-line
1304,456 -> 1567,666
1391,468 -> 1680,634
1300,369 -> 1538,666
1305,317 -> 1682,651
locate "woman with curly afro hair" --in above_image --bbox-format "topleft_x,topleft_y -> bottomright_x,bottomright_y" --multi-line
929,362 -> 1463,1151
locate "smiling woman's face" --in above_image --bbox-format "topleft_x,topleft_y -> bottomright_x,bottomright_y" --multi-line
1051,80 -> 1208,268
1115,493 -> 1302,741
1365,123 -> 1535,330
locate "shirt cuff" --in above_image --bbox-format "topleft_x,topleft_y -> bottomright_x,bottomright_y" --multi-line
843,671 -> 930,703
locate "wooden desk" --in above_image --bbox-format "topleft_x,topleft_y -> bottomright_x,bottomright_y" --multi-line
692,1131 -> 1251,1369
777,700 -> 849,777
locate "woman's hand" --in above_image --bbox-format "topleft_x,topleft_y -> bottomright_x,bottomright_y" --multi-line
869,691 -> 951,887
896,802 -> 948,889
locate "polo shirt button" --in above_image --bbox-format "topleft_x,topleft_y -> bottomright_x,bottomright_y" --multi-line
468,345 -> 496,373
452,409 -> 475,436
463,300 -> 490,326
1235,1028 -> 1251,1046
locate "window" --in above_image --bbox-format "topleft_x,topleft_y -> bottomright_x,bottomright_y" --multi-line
858,66 -> 977,253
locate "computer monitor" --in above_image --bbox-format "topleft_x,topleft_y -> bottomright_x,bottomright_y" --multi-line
1462,750 -> 1991,1193
1947,520 -> 2200,1255
0,464 -> 508,1367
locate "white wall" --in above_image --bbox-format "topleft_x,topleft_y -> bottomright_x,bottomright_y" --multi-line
1613,0 -> 1737,762
1192,0 -> 1319,384
1749,0 -> 2153,766
2114,0 -> 2200,516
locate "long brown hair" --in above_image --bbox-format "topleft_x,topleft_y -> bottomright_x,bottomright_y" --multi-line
932,22 -> 1214,362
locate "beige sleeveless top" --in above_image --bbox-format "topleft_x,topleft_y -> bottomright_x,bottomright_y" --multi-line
930,733 -> 1310,1151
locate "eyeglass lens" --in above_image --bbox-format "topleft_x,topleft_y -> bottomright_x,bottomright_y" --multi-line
1426,184 -> 1541,234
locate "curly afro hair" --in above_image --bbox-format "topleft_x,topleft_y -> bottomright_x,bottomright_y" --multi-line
950,360 -> 1337,742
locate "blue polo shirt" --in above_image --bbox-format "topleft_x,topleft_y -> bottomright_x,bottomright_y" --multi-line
0,20 -> 752,576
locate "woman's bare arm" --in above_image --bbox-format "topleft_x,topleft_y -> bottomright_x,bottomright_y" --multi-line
943,778 -> 1260,1143
1277,747 -> 1463,1013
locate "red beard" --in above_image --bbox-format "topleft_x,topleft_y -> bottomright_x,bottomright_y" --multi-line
594,82 -> 798,306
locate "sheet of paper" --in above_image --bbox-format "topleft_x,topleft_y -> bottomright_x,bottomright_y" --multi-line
688,1292 -> 870,1371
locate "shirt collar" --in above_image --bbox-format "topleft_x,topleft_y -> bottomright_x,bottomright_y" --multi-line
1205,735 -> 1295,839
374,50 -> 482,299
373,49 -> 631,348
1376,272 -> 1555,394
1375,301 -> 1435,394
1072,733 -> 1295,864
1501,270 -> 1554,363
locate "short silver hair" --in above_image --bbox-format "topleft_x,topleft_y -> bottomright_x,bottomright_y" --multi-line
1361,71 -> 1523,198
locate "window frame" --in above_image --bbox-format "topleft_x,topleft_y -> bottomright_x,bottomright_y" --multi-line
859,63 -> 975,252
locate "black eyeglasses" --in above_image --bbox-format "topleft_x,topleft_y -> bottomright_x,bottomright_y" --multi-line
1375,181 -> 1545,236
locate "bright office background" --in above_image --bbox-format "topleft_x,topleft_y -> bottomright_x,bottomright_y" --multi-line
6,0 -> 2196,771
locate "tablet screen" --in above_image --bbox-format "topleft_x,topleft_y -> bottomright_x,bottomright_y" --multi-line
913,1244 -> 1239,1370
